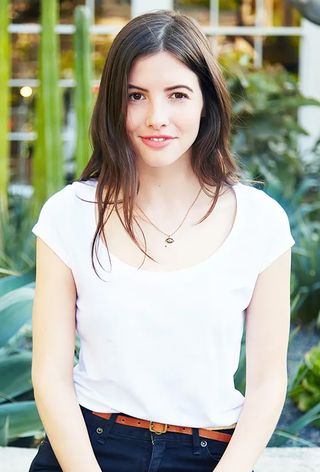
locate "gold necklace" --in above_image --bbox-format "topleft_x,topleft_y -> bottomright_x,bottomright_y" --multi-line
135,187 -> 203,247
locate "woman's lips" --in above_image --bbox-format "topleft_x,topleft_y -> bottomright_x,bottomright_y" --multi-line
140,136 -> 175,149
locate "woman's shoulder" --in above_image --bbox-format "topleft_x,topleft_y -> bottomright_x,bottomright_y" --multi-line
236,181 -> 289,218
236,181 -> 294,258
33,180 -> 96,229
43,178 -> 97,207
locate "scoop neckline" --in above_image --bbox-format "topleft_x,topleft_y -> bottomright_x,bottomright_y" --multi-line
82,179 -> 242,276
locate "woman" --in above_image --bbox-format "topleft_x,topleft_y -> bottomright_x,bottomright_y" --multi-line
29,9 -> 295,472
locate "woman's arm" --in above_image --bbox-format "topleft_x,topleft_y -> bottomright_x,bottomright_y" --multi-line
213,248 -> 292,472
32,237 -> 102,472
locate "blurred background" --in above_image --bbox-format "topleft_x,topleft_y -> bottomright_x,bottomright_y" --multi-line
0,0 -> 319,451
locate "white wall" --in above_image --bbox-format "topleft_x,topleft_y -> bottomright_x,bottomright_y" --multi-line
298,19 -> 320,161
131,0 -> 173,18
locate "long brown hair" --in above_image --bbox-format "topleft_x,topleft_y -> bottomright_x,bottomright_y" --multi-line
76,9 -> 246,278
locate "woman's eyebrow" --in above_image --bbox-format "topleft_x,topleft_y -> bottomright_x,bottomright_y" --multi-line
128,84 -> 194,93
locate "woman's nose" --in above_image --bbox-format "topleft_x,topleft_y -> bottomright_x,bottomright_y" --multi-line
145,103 -> 170,128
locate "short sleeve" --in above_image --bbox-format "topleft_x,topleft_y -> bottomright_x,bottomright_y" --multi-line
258,195 -> 295,274
32,187 -> 73,269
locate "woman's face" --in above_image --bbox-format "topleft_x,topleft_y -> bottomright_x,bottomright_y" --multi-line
126,51 -> 204,169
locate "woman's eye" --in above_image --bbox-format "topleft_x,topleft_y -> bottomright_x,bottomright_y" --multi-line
128,92 -> 144,101
172,92 -> 189,100
128,91 -> 189,101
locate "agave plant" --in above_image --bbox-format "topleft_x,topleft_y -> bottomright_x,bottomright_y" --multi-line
271,401 -> 320,446
0,271 -> 81,446
288,0 -> 320,25
234,320 -> 319,446
0,274 -> 39,447
290,219 -> 320,325
262,172 -> 320,326
0,193 -> 37,277
281,343 -> 320,447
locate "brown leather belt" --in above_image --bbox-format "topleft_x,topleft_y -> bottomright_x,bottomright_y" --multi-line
92,411 -> 234,443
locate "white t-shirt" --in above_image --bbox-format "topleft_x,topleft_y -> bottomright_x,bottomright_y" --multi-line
31,179 -> 295,428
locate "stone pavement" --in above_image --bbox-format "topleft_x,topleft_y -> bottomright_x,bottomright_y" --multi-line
256,448 -> 320,471
0,446 -> 320,471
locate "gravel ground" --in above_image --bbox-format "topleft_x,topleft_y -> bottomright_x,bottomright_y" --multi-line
269,321 -> 320,447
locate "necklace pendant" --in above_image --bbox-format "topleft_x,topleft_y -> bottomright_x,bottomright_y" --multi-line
165,237 -> 174,244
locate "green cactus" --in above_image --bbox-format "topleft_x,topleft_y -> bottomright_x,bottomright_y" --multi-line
73,6 -> 94,176
32,0 -> 63,214
0,0 -> 10,218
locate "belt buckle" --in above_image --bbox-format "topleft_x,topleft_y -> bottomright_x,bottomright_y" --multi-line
149,421 -> 168,435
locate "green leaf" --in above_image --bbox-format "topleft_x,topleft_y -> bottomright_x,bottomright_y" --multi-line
0,287 -> 33,348
0,401 -> 42,440
0,352 -> 33,404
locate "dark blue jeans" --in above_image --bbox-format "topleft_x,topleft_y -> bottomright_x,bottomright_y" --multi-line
28,404 -> 252,471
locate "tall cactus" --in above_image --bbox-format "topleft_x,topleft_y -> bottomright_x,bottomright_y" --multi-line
73,6 -> 93,176
0,0 -> 10,219
32,0 -> 63,213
